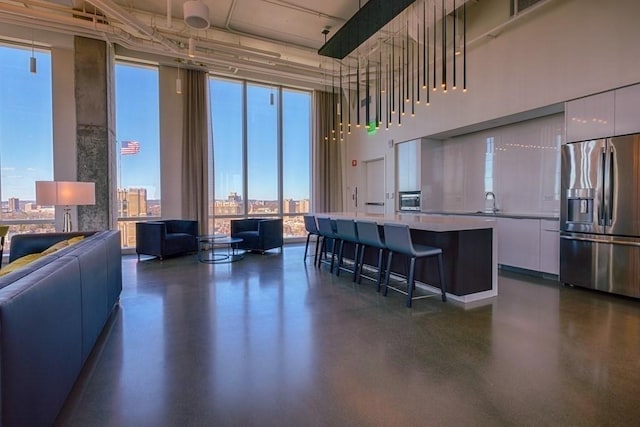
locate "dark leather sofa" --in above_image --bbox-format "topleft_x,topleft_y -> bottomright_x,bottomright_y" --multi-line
231,218 -> 283,254
135,220 -> 198,260
0,230 -> 122,427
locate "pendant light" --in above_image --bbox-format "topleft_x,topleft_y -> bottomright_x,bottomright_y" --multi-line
452,0 -> 457,90
175,60 -> 182,94
356,60 -> 361,127
422,1 -> 427,89
30,34 -> 36,74
365,60 -> 370,128
432,1 -> 437,92
463,1 -> 467,92
441,0 -> 447,93
347,63 -> 352,135
391,41 -> 395,115
188,37 -> 196,58
416,8 -> 420,105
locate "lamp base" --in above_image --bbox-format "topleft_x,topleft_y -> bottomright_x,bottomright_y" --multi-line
63,207 -> 72,232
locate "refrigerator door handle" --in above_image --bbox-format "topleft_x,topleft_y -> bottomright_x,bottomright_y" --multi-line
598,147 -> 607,226
606,145 -> 615,226
560,234 -> 640,247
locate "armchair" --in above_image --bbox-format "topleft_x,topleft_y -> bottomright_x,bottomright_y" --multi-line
230,218 -> 283,254
136,220 -> 198,260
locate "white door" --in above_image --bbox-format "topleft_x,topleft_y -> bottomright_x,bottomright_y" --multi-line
363,158 -> 385,214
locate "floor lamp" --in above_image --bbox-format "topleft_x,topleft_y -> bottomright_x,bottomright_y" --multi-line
35,181 -> 96,232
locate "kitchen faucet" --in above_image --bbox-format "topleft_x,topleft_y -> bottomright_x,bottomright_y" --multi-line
485,191 -> 499,213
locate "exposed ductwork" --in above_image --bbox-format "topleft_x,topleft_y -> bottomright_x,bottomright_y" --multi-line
0,0 -> 333,86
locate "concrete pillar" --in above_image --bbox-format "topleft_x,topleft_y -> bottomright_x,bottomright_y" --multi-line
74,36 -> 116,230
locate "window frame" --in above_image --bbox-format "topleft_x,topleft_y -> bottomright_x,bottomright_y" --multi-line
208,75 -> 312,240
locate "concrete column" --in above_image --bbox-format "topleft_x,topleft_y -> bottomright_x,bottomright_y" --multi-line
74,36 -> 116,230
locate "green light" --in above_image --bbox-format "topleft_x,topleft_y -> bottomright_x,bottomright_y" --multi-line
366,120 -> 377,135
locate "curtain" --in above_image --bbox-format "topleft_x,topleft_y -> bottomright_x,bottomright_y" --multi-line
314,90 -> 343,213
181,69 -> 209,235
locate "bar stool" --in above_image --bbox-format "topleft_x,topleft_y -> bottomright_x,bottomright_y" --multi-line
303,215 -> 321,264
382,223 -> 447,308
316,217 -> 340,273
355,220 -> 386,292
334,219 -> 360,281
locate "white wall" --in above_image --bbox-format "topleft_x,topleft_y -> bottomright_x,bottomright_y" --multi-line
423,113 -> 563,215
346,0 -> 640,201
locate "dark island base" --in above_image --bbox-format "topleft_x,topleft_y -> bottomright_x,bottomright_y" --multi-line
339,227 -> 493,297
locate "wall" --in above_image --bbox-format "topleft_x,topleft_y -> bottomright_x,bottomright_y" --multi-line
423,113 -> 563,214
346,0 -> 640,207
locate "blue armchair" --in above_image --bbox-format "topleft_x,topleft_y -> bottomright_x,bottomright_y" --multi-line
136,220 -> 198,260
231,218 -> 283,254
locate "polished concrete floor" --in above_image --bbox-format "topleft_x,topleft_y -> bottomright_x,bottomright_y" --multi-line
57,245 -> 640,426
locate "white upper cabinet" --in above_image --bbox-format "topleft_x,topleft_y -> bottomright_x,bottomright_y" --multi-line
565,91 -> 615,143
614,84 -> 640,136
396,139 -> 421,192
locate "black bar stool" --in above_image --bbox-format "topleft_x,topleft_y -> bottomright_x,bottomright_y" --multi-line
316,217 -> 340,273
355,220 -> 386,292
334,218 -> 360,281
303,215 -> 321,264
382,223 -> 447,308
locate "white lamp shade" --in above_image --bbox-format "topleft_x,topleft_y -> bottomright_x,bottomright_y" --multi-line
36,181 -> 96,206
183,0 -> 210,29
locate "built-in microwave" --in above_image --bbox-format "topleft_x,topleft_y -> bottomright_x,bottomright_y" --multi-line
398,191 -> 421,211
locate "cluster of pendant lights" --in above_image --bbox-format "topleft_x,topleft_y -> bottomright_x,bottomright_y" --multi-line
322,0 -> 467,142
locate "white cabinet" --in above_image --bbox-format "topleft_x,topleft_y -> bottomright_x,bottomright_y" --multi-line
496,218 -> 541,271
539,220 -> 559,275
396,139 -> 421,192
565,91 -> 615,143
615,83 -> 640,136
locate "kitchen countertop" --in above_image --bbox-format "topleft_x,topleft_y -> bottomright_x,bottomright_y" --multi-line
420,211 -> 560,221
316,212 -> 496,232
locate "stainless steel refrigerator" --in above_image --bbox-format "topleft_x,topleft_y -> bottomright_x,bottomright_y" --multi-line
560,134 -> 640,298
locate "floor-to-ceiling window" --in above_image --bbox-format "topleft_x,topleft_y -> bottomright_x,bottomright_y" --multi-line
209,77 -> 311,238
282,88 -> 311,237
114,62 -> 160,248
0,43 -> 54,249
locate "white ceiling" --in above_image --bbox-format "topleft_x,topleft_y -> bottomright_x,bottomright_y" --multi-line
0,0 -> 477,87
0,0 -> 363,86
124,0 -> 357,50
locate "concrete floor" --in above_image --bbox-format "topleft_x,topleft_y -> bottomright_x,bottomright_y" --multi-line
57,245 -> 640,426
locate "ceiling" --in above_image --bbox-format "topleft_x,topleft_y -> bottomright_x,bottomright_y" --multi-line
0,0 -> 368,86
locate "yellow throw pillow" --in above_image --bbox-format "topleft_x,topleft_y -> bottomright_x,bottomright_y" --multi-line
42,239 -> 70,255
66,235 -> 85,246
0,253 -> 43,276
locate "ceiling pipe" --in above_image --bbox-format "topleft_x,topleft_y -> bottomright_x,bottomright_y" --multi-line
0,0 -> 337,84
84,0 -> 179,53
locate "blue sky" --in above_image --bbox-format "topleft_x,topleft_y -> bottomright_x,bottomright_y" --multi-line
0,47 -> 310,202
0,45 -> 53,201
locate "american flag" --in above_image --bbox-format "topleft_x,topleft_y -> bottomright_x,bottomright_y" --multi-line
120,140 -> 140,155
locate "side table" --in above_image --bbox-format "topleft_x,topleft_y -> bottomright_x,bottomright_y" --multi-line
198,235 -> 244,263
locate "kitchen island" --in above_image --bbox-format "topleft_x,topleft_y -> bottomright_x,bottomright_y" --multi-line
316,212 -> 497,303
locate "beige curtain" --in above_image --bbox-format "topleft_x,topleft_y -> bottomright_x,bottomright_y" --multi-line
314,90 -> 343,213
181,69 -> 209,235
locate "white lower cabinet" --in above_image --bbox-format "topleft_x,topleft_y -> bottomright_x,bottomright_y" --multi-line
496,217 -> 560,275
497,218 -> 541,271
539,220 -> 560,275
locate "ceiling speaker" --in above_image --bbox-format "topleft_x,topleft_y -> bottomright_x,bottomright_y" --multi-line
183,1 -> 210,30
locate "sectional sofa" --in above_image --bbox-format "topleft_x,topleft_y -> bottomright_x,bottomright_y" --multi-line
0,230 -> 122,427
